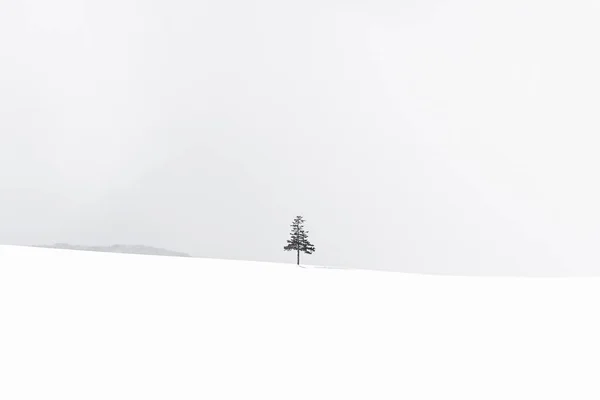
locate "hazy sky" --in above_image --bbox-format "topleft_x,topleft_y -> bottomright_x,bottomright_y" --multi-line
2,0 -> 600,275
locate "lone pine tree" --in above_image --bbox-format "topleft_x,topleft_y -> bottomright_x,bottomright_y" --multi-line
284,215 -> 316,266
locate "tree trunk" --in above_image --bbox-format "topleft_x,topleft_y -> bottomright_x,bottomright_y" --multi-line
297,249 -> 300,266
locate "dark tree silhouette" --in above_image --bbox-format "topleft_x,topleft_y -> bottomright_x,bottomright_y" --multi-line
284,215 -> 316,266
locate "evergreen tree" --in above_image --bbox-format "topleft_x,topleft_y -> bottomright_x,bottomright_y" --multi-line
284,215 -> 316,266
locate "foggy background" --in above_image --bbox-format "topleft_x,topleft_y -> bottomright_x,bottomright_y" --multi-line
1,0 -> 600,275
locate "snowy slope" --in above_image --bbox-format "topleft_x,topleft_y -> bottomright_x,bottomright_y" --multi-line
1,244 -> 600,399
35,243 -> 191,257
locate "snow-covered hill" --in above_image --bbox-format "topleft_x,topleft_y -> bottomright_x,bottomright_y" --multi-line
1,244 -> 599,399
35,243 -> 190,257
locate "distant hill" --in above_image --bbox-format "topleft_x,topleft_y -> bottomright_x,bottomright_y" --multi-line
35,243 -> 191,258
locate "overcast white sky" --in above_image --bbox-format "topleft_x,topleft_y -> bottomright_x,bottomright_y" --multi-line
1,0 -> 600,275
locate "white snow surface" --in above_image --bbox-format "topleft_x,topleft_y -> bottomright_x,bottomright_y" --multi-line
1,244 -> 600,399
